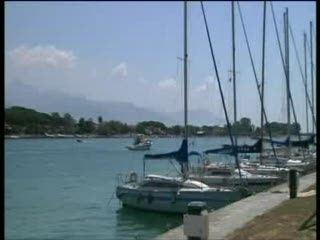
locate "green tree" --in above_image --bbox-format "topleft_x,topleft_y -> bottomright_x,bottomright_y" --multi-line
232,117 -> 254,135
84,118 -> 95,133
97,122 -> 110,135
136,121 -> 167,135
62,113 -> 76,134
169,125 -> 182,135
4,105 -> 304,136
51,112 -> 63,127
136,123 -> 146,134
108,120 -> 124,134
77,118 -> 86,133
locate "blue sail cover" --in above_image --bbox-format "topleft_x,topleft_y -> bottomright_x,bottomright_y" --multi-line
204,139 -> 262,155
144,139 -> 189,174
290,134 -> 315,148
262,134 -> 315,148
308,134 -> 316,145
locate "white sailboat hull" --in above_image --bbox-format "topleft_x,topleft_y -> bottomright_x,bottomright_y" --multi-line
116,186 -> 245,213
242,168 -> 288,177
248,157 -> 314,172
239,164 -> 289,177
189,175 -> 282,192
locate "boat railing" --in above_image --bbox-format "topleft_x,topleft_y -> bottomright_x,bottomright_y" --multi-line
117,172 -> 142,185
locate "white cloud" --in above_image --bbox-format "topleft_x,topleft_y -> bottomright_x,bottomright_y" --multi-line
194,84 -> 207,92
8,45 -> 76,69
89,68 -> 98,78
158,78 -> 177,89
137,75 -> 147,84
111,62 -> 127,78
192,75 -> 216,92
205,75 -> 214,84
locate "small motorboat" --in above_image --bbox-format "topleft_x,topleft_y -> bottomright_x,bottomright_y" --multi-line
126,134 -> 152,151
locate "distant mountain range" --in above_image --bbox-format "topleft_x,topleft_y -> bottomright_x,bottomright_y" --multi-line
5,80 -> 225,126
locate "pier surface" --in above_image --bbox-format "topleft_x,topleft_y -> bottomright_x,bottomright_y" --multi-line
155,172 -> 316,240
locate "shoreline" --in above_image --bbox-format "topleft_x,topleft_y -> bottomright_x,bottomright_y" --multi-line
4,134 -> 286,140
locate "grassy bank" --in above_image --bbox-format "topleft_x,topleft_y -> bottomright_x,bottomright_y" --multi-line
226,184 -> 316,240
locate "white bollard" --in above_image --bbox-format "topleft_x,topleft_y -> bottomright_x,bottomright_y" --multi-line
183,202 -> 209,240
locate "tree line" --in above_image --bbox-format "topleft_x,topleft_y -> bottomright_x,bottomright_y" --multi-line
5,106 -> 301,136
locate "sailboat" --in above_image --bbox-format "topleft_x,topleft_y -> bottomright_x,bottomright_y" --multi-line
188,2 -> 283,192
115,1 -> 249,214
116,140 -> 248,213
189,141 -> 283,191
252,6 -> 315,174
126,134 -> 152,151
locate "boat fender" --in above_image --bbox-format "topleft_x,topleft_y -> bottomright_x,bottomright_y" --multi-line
128,172 -> 138,183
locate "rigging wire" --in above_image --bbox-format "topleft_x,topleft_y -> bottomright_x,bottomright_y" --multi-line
305,32 -> 317,83
236,1 -> 279,165
309,21 -> 315,134
304,32 -> 309,134
200,1 -> 243,182
169,159 -> 182,176
288,25 -> 316,129
269,2 -> 305,160
280,73 -> 287,122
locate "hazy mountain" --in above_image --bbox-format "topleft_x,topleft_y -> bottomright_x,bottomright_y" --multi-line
5,80 -> 225,126
163,110 -> 225,126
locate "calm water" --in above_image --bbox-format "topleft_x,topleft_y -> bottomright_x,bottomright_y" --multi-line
5,136 -> 254,240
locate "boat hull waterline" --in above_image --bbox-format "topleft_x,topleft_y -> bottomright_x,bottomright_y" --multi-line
116,185 -> 246,213
126,143 -> 151,151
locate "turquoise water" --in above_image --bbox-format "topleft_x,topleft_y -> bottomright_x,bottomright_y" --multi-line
5,137 -> 254,240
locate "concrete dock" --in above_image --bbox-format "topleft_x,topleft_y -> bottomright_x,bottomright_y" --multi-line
155,172 -> 316,240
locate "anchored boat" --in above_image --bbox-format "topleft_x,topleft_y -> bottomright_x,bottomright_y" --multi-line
116,1 -> 249,213
189,162 -> 283,192
116,173 -> 248,214
126,134 -> 152,151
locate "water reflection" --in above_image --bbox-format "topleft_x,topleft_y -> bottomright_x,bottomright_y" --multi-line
114,207 -> 182,239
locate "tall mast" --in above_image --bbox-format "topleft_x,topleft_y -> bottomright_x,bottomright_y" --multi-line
232,1 -> 237,154
182,1 -> 188,178
284,8 -> 291,158
310,21 -> 314,134
184,1 -> 188,140
304,32 -> 309,134
201,1 -> 243,181
260,1 -> 266,164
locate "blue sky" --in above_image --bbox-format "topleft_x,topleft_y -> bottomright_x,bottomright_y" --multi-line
5,1 -> 316,130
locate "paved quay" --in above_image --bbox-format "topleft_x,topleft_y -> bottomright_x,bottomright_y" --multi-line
155,172 -> 316,240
